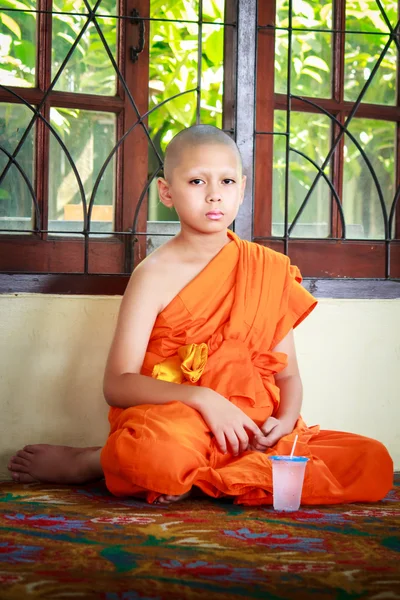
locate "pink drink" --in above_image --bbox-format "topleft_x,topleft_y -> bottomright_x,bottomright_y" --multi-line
268,456 -> 309,511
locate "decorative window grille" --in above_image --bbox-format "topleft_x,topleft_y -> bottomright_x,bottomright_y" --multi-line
0,0 -> 399,291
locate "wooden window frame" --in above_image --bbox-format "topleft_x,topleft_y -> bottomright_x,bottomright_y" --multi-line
1,0 -> 399,296
0,0 -> 238,294
254,0 -> 400,279
0,0 -> 150,278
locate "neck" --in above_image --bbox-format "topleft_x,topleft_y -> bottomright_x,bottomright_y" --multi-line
175,227 -> 231,259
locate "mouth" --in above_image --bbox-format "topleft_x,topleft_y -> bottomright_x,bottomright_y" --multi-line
206,211 -> 224,220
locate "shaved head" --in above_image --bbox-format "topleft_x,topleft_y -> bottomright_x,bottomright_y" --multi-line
164,124 -> 242,181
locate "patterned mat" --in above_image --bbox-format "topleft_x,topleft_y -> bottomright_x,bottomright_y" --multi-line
0,475 -> 399,599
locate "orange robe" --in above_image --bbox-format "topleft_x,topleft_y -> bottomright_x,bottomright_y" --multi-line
101,231 -> 393,504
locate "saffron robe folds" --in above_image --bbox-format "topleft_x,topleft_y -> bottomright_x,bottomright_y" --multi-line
101,232 -> 393,505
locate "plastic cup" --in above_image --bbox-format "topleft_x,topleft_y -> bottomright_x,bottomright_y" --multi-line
268,455 -> 309,512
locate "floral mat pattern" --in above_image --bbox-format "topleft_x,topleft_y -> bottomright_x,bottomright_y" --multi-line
0,475 -> 399,600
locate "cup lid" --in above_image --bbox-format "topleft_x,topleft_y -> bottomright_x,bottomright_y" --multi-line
268,455 -> 309,462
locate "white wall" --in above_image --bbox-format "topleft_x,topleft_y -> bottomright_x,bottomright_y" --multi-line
295,299 -> 400,462
0,294 -> 399,479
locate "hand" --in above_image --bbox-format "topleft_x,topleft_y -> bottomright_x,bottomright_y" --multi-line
250,416 -> 294,452
196,389 -> 262,456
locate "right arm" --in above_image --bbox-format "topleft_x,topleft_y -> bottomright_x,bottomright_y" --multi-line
103,263 -> 261,454
103,262 -> 195,409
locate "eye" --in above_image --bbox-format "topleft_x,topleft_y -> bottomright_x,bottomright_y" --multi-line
190,178 -> 204,185
222,178 -> 236,185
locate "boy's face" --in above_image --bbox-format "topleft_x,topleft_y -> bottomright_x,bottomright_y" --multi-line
157,143 -> 246,234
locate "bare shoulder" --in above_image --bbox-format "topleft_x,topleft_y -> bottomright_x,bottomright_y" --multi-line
120,240 -> 176,313
105,245 -> 176,378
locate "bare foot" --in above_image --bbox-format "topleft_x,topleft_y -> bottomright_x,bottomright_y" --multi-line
7,444 -> 103,484
154,490 -> 191,505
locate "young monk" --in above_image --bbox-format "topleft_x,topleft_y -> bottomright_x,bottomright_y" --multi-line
8,125 -> 393,505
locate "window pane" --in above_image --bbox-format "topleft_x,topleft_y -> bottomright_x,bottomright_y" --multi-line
345,0 -> 397,32
48,109 -> 116,233
344,1 -> 397,105
200,22 -> 224,127
148,16 -> 198,140
0,103 -> 35,231
343,119 -> 395,239
150,0 -> 199,20
273,110 -> 331,238
0,2 -> 36,88
275,0 -> 332,98
52,0 -> 117,95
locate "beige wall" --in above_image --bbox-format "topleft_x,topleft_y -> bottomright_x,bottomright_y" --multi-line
0,294 -> 399,479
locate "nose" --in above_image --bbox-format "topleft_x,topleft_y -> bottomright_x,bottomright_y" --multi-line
206,185 -> 222,203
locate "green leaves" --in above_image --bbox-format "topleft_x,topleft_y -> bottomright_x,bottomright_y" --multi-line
303,55 -> 329,72
51,2 -> 118,96
148,1 -> 224,153
276,0 -> 398,105
203,27 -> 223,65
0,0 -> 36,86
0,13 -> 21,39
0,0 -> 36,10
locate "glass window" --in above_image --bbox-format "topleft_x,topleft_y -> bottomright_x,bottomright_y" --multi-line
0,102 -> 35,231
343,118 -> 395,239
52,0 -> 118,95
48,109 -> 116,233
344,1 -> 397,105
0,1 -> 36,88
275,0 -> 332,98
273,110 -> 331,238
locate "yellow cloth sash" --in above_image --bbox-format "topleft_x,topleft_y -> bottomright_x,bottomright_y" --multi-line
151,343 -> 208,384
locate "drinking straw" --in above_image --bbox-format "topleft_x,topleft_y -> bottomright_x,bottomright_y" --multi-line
289,434 -> 298,459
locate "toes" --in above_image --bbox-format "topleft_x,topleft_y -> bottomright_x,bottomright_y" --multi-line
156,496 -> 170,504
154,495 -> 178,504
12,472 -> 36,483
153,492 -> 190,505
23,445 -> 36,453
9,457 -> 30,469
8,449 -> 34,469
164,493 -> 190,503
9,461 -> 29,473
16,450 -> 34,461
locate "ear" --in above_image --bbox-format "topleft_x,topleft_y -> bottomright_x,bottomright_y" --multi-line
239,175 -> 247,205
157,177 -> 174,208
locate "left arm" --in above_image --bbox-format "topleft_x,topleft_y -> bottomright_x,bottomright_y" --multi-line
274,329 -> 302,428
251,329 -> 302,450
